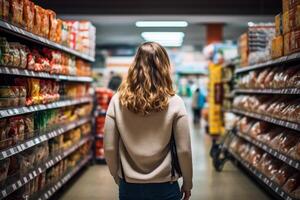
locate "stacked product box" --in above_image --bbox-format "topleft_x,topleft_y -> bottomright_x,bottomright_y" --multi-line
272,0 -> 300,58
238,23 -> 275,67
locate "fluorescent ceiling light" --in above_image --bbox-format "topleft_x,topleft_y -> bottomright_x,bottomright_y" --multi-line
136,21 -> 188,27
141,32 -> 185,47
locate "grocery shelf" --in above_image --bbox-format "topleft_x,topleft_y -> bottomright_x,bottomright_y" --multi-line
0,96 -> 93,119
0,136 -> 92,200
235,52 -> 300,74
0,20 -> 95,62
0,66 -> 93,83
234,88 -> 300,95
231,109 -> 300,132
36,154 -> 92,200
0,117 -> 91,161
228,149 -> 296,200
235,132 -> 300,170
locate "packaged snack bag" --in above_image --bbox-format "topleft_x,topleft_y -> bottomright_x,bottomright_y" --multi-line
1,0 -> 10,21
41,8 -> 50,38
56,19 -> 63,43
23,0 -> 34,31
33,5 -> 42,36
10,0 -> 23,26
48,10 -> 57,41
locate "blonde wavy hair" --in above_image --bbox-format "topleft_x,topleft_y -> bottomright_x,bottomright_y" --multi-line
119,42 -> 175,115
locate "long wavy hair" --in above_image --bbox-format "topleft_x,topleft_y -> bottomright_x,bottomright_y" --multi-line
119,42 -> 175,115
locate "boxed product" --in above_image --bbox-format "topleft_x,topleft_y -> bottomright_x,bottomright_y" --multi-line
284,32 -> 291,55
271,36 -> 284,59
290,30 -> 300,53
275,13 -> 283,36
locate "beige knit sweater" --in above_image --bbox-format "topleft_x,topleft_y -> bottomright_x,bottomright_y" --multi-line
104,94 -> 193,190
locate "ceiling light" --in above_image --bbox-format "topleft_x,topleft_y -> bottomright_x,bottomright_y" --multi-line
136,21 -> 188,27
141,32 -> 185,47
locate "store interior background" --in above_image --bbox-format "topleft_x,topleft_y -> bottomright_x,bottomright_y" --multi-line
20,0 -> 282,199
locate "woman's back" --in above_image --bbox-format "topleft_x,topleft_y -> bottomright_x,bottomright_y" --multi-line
105,93 -> 191,184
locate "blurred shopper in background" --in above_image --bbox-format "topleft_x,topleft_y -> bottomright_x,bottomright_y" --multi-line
192,88 -> 206,124
104,42 -> 193,200
108,71 -> 123,91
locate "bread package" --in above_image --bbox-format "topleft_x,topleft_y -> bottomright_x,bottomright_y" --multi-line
33,5 -> 42,36
23,0 -> 34,31
10,0 -> 23,26
247,146 -> 263,167
249,121 -> 270,139
288,140 -> 300,160
264,159 -> 283,179
272,165 -> 297,186
283,173 -> 300,193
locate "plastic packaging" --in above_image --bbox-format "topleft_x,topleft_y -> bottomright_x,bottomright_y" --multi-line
10,0 -> 23,26
272,165 -> 297,186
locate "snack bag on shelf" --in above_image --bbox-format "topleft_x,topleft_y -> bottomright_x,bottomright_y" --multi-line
55,19 -> 63,44
48,10 -> 57,41
23,0 -> 34,32
61,21 -> 71,47
26,78 -> 40,105
41,8 -> 50,38
33,5 -> 42,36
10,0 -> 23,27
19,44 -> 28,68
0,0 -> 9,21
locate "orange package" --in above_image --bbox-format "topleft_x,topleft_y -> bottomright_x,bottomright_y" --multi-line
48,10 -> 57,41
23,0 -> 34,31
1,0 -> 10,21
55,19 -> 62,44
41,9 -> 49,38
33,5 -> 42,36
10,0 -> 23,26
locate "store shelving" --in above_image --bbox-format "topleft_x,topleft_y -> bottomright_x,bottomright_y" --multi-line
234,88 -> 300,95
35,154 -> 92,200
0,136 -> 92,199
0,96 -> 93,119
231,109 -> 300,132
227,149 -> 295,200
0,20 -> 95,62
0,66 -> 93,83
234,132 -> 300,170
235,52 -> 300,74
0,117 -> 91,161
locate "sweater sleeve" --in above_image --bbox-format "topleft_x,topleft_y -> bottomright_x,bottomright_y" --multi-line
174,100 -> 193,190
104,97 -> 120,185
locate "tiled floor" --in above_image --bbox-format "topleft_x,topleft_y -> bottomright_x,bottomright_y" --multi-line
60,100 -> 271,200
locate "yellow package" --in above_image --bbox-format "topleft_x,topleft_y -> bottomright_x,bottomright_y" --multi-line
271,36 -> 284,59
283,11 -> 290,34
275,13 -> 282,36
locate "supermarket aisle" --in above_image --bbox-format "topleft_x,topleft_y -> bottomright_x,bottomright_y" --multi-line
61,100 -> 271,200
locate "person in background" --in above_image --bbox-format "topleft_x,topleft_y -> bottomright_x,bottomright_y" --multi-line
104,42 -> 193,200
192,88 -> 206,124
108,71 -> 123,91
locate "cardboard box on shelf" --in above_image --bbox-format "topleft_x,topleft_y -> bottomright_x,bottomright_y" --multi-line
283,0 -> 289,12
271,36 -> 284,59
284,32 -> 291,55
290,30 -> 300,53
275,13 -> 283,36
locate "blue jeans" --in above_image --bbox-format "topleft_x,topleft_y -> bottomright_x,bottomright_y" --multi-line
119,179 -> 182,200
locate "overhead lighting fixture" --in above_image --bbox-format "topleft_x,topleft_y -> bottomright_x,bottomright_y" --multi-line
141,32 -> 185,47
136,21 -> 188,27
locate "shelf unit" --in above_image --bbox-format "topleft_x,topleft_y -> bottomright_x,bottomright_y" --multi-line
0,136 -> 92,199
235,52 -> 300,74
0,66 -> 93,83
234,88 -> 300,95
0,20 -> 94,62
234,132 -> 300,170
0,96 -> 93,119
0,117 -> 91,161
227,149 -> 296,200
0,12 -> 96,199
35,154 -> 92,200
231,109 -> 300,132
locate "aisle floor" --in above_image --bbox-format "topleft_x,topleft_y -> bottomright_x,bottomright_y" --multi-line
61,100 -> 271,200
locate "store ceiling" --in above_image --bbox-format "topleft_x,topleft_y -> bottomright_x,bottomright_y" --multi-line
36,0 -> 279,47
37,0 -> 280,15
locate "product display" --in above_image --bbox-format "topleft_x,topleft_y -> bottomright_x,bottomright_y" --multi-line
0,0 -> 96,58
0,2 -> 95,199
94,88 -> 113,161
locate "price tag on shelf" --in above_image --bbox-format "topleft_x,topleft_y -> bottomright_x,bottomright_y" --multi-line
1,190 -> 7,197
17,180 -> 22,187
